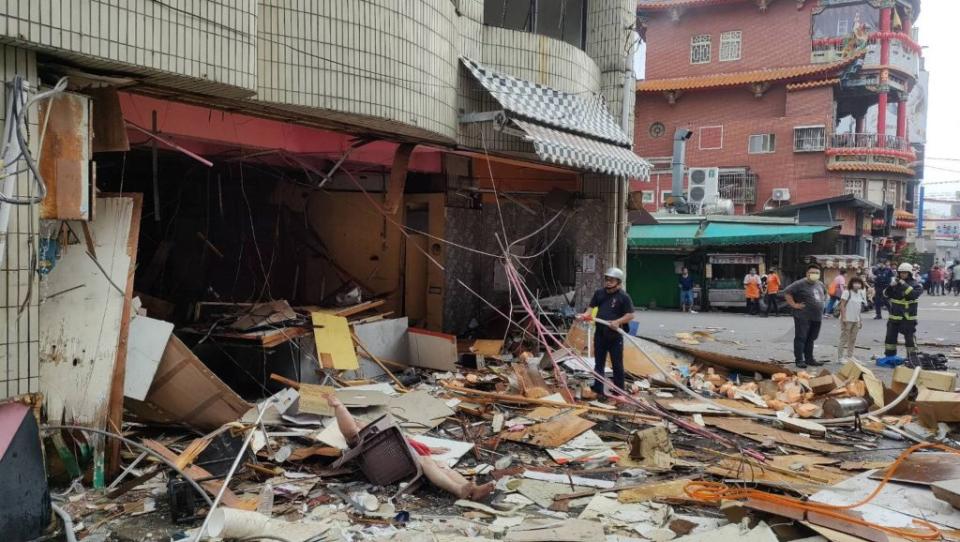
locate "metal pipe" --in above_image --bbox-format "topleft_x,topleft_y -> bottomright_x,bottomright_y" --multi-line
671,128 -> 693,203
51,503 -> 78,542
126,120 -> 214,168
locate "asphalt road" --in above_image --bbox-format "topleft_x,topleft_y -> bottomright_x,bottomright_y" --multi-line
632,293 -> 959,382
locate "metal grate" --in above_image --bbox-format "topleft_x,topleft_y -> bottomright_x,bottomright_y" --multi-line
843,177 -> 865,198
719,31 -> 742,62
793,126 -> 826,152
718,169 -> 758,205
690,34 -> 711,64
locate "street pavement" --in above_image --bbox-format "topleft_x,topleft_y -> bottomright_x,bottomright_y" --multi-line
632,293 -> 959,382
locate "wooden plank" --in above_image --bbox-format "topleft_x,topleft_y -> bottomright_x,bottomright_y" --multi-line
310,312 -> 359,370
501,414 -> 595,448
703,417 -> 848,454
471,339 -> 504,357
331,299 -> 386,318
296,384 -> 336,416
384,143 -> 415,214
930,478 -> 960,510
639,336 -> 793,376
617,478 -> 694,504
124,335 -> 251,430
513,362 -> 551,399
108,193 -> 142,479
142,439 -> 257,510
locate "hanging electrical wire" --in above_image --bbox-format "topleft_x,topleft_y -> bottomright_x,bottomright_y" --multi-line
0,76 -> 68,204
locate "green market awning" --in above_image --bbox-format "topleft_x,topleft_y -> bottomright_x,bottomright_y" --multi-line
628,222 -> 834,248
628,224 -> 700,248
698,223 -> 833,246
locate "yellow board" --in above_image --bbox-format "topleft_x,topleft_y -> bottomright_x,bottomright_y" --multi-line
310,312 -> 359,370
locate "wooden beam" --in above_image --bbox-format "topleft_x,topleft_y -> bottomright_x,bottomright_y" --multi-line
385,143 -> 416,214
106,193 -> 143,480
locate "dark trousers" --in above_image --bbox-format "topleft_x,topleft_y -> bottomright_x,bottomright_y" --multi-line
746,298 -> 760,315
793,317 -> 821,363
765,293 -> 779,315
592,333 -> 624,396
874,290 -> 888,317
884,320 -> 917,357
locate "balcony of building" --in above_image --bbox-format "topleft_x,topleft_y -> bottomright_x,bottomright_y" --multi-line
826,133 -> 916,176
811,37 -> 918,93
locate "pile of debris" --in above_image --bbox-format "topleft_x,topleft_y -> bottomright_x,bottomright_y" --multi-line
7,298 -> 960,542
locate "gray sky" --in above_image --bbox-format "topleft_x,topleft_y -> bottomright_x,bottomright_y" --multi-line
916,2 -> 960,205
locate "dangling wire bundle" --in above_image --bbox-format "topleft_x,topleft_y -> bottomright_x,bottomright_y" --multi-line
0,75 -> 68,204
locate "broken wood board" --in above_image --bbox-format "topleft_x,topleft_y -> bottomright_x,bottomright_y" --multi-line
504,518 -> 604,542
296,384 -> 337,416
565,323 -> 589,354
124,315 -> 175,401
657,398 -> 775,416
546,430 -> 618,464
38,91 -> 92,220
707,454 -> 848,488
892,365 -> 956,393
40,197 -> 137,476
408,327 -> 457,371
703,417 -> 848,453
914,388 -> 960,427
867,452 -> 960,486
388,390 -> 454,433
310,312 -> 358,370
639,335 -> 792,376
124,335 -> 251,431
501,413 -> 595,448
324,299 -> 386,318
811,470 -> 960,530
472,339 -> 504,357
513,362 -> 551,399
230,300 -> 297,331
617,478 -> 695,504
626,336 -> 695,379
143,439 -> 257,510
800,521 -> 912,542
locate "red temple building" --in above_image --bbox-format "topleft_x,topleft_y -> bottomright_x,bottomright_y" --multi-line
633,0 -> 925,255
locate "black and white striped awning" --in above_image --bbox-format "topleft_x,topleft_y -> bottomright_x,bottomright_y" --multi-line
461,57 -> 651,180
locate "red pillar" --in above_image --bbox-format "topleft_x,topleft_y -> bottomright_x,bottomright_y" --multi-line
902,10 -> 912,39
877,92 -> 888,136
897,99 -> 907,139
880,7 -> 892,65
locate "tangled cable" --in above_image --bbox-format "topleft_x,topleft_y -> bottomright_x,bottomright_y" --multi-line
684,443 -> 960,540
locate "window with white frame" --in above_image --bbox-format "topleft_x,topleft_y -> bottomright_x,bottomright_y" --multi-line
690,34 -> 711,64
843,178 -> 865,198
719,31 -> 741,62
642,191 -> 655,203
748,133 -> 776,154
793,126 -> 826,152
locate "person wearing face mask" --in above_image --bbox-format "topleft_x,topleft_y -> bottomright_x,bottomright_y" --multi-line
837,277 -> 867,362
577,267 -> 635,401
881,262 -> 922,363
784,264 -> 827,368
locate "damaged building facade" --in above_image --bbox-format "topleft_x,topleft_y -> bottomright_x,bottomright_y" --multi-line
0,0 -> 645,485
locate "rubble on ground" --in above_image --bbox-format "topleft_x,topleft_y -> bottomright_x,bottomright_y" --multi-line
10,297 -> 960,542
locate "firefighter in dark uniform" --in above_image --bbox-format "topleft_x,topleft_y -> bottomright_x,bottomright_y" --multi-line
577,267 -> 635,401
883,262 -> 922,362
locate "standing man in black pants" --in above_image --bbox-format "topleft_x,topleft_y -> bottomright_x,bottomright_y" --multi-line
784,264 -> 828,368
578,267 -> 635,401
872,260 -> 894,319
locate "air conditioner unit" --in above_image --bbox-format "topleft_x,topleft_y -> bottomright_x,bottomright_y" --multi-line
687,167 -> 719,207
772,188 -> 791,202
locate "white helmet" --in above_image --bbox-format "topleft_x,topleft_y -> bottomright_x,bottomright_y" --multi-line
897,263 -> 913,273
604,267 -> 625,282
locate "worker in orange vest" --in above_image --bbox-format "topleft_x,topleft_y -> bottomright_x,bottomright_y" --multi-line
764,267 -> 781,317
743,268 -> 761,316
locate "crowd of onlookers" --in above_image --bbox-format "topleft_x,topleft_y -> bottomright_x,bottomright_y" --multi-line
918,260 -> 960,296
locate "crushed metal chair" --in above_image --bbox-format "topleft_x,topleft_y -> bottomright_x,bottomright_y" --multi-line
331,414 -> 423,497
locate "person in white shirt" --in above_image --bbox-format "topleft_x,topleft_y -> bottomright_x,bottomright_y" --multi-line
837,277 -> 867,362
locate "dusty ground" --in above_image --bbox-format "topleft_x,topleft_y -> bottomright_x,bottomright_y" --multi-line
634,293 -> 960,382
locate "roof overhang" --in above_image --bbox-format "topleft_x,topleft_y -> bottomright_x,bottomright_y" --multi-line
459,57 -> 651,180
636,57 -> 859,94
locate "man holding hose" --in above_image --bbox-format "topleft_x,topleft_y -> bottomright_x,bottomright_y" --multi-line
577,267 -> 635,401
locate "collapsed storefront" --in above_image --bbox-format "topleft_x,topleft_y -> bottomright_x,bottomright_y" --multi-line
25,59 -> 650,489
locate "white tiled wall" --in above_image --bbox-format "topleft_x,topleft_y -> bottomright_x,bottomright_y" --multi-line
0,44 -> 39,398
257,0 -> 460,143
0,0 -> 258,97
